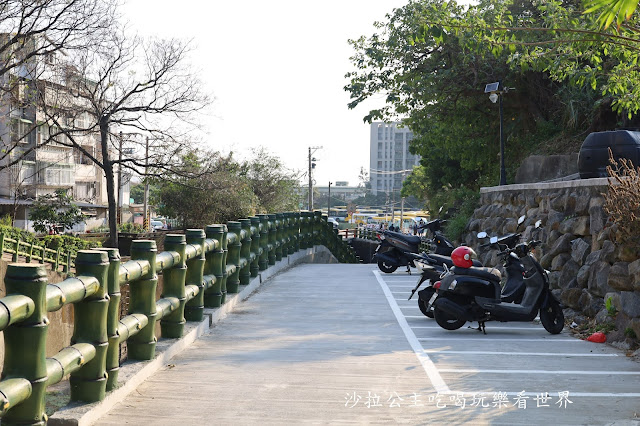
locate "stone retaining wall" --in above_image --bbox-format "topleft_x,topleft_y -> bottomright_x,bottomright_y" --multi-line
460,178 -> 640,342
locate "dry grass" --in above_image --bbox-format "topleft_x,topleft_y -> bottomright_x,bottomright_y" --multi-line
604,149 -> 640,248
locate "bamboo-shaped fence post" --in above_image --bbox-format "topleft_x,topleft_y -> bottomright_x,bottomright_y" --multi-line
274,213 -> 283,261
161,235 -> 187,337
267,214 -> 277,265
226,221 -> 241,294
220,225 -> 229,304
299,212 -> 309,249
286,212 -> 295,255
204,225 -> 224,308
238,219 -> 252,285
294,212 -> 299,251
128,240 -> 158,360
248,217 -> 260,278
94,248 -> 122,391
257,215 -> 269,271
12,236 -> 19,262
185,229 -> 206,321
26,242 -> 33,263
70,250 -> 110,402
0,232 -> 4,254
1,263 -> 48,425
281,213 -> 290,256
314,210 -> 322,245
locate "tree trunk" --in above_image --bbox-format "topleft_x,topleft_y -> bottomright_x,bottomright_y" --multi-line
100,118 -> 118,248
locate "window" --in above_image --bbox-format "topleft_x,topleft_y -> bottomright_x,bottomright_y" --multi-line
378,142 -> 382,149
11,119 -> 36,145
74,181 -> 96,200
377,161 -> 382,168
377,126 -> 382,140
74,145 -> 94,165
38,163 -> 74,186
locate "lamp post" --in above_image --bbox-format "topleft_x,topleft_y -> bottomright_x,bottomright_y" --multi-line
328,181 -> 332,217
485,81 -> 511,186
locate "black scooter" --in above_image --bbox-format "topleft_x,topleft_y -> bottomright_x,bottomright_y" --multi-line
408,251 -> 482,318
431,219 -> 565,334
373,219 -> 454,273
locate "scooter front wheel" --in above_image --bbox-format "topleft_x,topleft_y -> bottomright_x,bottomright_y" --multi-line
377,260 -> 398,273
540,300 -> 564,334
433,305 -> 466,330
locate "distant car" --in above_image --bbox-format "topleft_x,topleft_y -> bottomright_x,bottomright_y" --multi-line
327,217 -> 339,229
150,220 -> 165,231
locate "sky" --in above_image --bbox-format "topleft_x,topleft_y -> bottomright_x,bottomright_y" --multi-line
122,0 -> 411,187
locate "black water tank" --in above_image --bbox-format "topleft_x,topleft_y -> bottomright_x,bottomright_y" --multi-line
578,130 -> 640,178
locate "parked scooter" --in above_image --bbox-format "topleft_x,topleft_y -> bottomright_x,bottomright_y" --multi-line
430,218 -> 565,334
408,251 -> 482,318
373,219 -> 454,273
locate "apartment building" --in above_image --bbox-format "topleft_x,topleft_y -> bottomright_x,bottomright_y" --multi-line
0,46 -> 129,232
369,122 -> 420,195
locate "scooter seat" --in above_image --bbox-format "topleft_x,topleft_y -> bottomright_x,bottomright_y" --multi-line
428,254 -> 482,268
385,231 -> 422,246
452,266 -> 502,282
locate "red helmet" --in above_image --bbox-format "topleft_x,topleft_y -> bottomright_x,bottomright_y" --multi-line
451,246 -> 477,268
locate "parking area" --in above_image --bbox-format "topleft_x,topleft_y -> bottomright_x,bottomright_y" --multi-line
375,269 -> 640,422
95,264 -> 639,425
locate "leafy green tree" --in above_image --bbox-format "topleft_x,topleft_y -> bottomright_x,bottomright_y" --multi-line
29,189 -> 85,233
129,182 -> 160,205
345,0 -> 629,208
239,147 -> 300,213
155,151 -> 259,228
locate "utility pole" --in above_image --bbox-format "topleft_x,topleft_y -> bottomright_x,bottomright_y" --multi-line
307,146 -> 322,210
328,181 -> 332,217
143,136 -> 149,230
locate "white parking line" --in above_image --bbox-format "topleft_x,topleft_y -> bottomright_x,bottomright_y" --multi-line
411,325 -> 547,330
373,270 -> 449,393
439,368 -> 640,375
375,271 -> 640,398
424,350 -> 617,357
418,337 -> 579,342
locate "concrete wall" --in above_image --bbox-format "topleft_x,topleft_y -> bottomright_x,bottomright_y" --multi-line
460,178 -> 640,343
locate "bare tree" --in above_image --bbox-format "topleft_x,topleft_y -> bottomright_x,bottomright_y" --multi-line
0,0 -> 116,163
37,27 -> 211,246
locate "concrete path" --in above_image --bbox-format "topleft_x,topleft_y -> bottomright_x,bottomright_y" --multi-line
95,265 -> 640,425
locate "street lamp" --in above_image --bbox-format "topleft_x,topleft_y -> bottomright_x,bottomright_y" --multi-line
484,81 -> 512,186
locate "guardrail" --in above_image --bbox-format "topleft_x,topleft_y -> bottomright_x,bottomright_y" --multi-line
0,211 -> 357,424
0,233 -> 76,273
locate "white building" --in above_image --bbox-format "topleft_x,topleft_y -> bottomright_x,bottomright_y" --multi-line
0,45 -> 129,232
369,122 -> 420,195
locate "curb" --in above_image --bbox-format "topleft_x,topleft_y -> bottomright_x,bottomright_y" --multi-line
48,246 -> 329,425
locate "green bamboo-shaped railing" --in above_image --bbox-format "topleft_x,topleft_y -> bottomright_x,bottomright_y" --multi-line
0,234 -> 78,273
0,212 -> 358,423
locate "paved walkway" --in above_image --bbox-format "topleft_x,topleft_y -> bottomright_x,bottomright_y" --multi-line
95,264 -> 640,425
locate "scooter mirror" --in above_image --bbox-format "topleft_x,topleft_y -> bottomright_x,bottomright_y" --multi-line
518,215 -> 526,225
477,232 -> 488,239
490,236 -> 498,244
535,220 -> 542,228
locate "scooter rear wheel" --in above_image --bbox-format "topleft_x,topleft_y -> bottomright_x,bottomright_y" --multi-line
378,260 -> 398,273
433,305 -> 466,330
540,300 -> 564,334
418,290 -> 435,318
